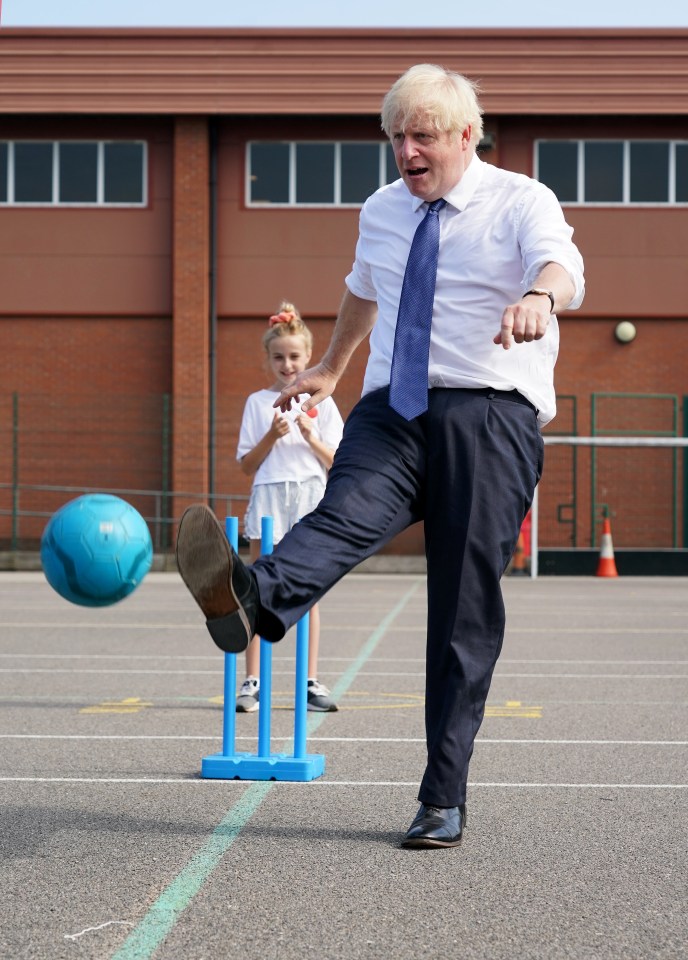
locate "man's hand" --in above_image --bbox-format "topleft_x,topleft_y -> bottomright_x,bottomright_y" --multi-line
494,298 -> 551,351
274,363 -> 339,413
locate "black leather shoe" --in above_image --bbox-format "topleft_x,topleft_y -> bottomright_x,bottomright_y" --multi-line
401,803 -> 467,849
176,505 -> 259,654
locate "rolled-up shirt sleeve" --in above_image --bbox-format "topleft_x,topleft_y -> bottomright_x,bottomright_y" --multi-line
518,184 -> 585,310
344,208 -> 378,302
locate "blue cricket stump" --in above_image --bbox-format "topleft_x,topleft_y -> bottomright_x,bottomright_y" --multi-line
201,515 -> 326,781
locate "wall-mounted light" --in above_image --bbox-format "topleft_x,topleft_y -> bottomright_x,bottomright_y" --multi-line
614,321 -> 637,344
478,133 -> 496,152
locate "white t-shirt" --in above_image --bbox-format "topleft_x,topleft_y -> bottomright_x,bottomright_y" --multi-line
345,155 -> 585,425
237,388 -> 344,486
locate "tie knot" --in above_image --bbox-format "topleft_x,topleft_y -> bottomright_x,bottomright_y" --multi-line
428,198 -> 446,214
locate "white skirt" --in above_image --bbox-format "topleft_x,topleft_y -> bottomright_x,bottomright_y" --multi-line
244,477 -> 326,544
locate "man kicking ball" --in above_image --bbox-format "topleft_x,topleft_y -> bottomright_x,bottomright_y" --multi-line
176,62 -> 584,848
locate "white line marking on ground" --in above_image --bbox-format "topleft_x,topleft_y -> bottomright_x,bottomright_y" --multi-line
0,623 -> 204,629
3,623 -> 688,634
0,669 -> 222,675
1,653 -> 686,666
0,777 -> 685,788
0,668 -> 685,678
0,734 -> 685,745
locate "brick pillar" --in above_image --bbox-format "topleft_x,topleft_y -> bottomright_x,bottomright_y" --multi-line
172,117 -> 210,515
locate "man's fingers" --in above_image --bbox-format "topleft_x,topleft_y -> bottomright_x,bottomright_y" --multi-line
496,312 -> 514,350
496,303 -> 550,349
274,364 -> 337,411
274,390 -> 301,412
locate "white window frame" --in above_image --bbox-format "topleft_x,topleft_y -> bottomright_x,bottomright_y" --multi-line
246,140 -> 394,208
0,140 -> 148,207
534,139 -> 688,206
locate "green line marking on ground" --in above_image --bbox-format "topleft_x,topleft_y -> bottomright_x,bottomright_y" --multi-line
109,781 -> 271,960
110,580 -> 420,960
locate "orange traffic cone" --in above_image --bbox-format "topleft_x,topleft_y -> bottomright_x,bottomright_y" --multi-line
510,532 -> 528,575
596,517 -> 618,577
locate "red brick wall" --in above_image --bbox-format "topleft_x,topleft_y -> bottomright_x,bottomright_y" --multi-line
0,317 -> 171,545
0,116 -> 173,317
540,316 -> 687,549
171,117 -> 210,509
1,113 -> 687,554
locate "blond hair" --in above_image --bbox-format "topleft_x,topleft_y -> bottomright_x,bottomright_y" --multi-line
262,301 -> 313,354
381,63 -> 484,145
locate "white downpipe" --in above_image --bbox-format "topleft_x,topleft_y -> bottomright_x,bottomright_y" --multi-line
530,483 -> 539,579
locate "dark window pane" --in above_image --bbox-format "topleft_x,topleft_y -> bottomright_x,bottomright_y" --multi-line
584,142 -> 624,202
59,142 -> 98,202
675,144 -> 688,202
0,143 -> 7,202
104,142 -> 144,203
537,142 -> 578,202
250,142 -> 289,203
296,143 -> 334,203
340,143 -> 380,203
386,142 -> 398,183
15,142 -> 53,202
630,142 -> 669,202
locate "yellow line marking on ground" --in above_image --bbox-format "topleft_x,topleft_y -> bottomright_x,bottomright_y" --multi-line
75,694 -> 539,716
80,697 -> 154,715
204,693 -> 542,715
486,700 -> 542,718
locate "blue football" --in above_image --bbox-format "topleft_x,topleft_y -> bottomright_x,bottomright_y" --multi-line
41,494 -> 153,607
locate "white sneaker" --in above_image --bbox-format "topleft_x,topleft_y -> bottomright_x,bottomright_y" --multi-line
236,676 -> 259,713
307,678 -> 338,712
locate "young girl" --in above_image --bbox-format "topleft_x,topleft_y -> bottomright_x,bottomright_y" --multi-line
235,302 -> 344,713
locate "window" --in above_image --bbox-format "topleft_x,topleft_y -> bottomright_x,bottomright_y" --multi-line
104,142 -> 145,203
630,141 -> 669,202
248,141 -> 397,206
584,142 -> 624,203
677,145 -> 688,202
295,143 -> 335,203
0,140 -> 147,206
536,142 -> 578,203
15,142 -> 53,202
59,142 -> 98,202
535,140 -> 688,205
0,143 -> 6,202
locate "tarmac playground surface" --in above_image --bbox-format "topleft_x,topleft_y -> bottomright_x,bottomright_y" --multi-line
1,570 -> 686,960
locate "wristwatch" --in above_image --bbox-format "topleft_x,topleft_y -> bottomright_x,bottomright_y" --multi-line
523,288 -> 555,313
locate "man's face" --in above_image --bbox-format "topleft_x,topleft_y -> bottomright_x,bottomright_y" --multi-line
391,115 -> 473,201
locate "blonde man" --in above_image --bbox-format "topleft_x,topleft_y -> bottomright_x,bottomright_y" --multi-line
178,63 -> 584,849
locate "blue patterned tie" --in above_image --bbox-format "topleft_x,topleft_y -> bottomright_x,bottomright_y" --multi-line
389,198 -> 446,420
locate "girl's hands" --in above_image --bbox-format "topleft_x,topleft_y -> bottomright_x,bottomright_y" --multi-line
269,411 -> 290,440
295,413 -> 314,441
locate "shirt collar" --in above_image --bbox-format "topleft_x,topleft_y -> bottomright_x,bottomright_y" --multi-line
409,154 -> 485,214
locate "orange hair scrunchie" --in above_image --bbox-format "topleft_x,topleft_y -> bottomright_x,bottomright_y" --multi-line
268,311 -> 296,327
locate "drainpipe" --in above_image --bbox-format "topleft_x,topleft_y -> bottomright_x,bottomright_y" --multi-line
208,118 -> 218,509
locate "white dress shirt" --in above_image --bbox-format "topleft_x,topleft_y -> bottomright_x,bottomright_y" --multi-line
345,155 -> 585,424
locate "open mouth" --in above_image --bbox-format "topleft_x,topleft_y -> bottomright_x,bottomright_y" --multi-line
406,167 -> 428,178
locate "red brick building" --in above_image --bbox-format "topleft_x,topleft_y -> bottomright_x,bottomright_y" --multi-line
1,27 -> 687,561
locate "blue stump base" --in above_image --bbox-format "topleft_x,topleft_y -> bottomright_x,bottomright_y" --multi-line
202,751 -> 326,782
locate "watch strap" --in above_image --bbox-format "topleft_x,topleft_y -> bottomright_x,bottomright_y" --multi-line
523,288 -> 555,313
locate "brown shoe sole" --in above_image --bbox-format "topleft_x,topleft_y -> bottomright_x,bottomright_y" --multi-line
176,504 -> 239,620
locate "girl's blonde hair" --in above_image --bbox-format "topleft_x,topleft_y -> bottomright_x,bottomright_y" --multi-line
262,301 -> 313,353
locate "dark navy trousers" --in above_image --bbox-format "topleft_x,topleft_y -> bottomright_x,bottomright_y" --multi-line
252,386 -> 544,807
